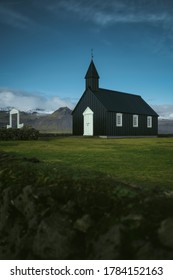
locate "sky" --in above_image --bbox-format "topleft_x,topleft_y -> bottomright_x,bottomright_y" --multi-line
0,0 -> 173,118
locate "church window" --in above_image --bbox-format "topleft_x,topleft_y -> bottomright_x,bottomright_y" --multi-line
147,116 -> 152,128
133,115 -> 138,127
116,113 -> 123,127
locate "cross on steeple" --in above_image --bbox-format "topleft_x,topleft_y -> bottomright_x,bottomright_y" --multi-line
91,48 -> 94,60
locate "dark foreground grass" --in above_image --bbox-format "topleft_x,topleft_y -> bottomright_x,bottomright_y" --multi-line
1,137 -> 173,259
0,137 -> 173,189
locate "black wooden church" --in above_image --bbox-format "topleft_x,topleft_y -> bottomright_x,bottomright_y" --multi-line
72,59 -> 158,137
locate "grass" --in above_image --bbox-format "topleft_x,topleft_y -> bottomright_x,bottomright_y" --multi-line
0,136 -> 173,190
1,137 -> 173,259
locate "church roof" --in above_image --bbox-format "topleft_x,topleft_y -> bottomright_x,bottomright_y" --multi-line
73,59 -> 158,117
93,88 -> 158,116
85,60 -> 99,79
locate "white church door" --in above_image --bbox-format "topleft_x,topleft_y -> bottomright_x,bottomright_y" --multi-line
83,107 -> 94,136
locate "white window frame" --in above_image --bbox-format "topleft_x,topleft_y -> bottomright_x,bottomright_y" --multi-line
147,116 -> 152,128
116,113 -> 123,127
133,115 -> 138,127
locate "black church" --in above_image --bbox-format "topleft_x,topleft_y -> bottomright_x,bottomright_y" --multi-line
72,60 -> 158,137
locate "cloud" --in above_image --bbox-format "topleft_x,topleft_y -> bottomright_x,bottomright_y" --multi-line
44,0 -> 172,26
153,104 -> 173,119
1,89 -> 172,119
1,90 -> 173,119
0,4 -> 36,29
44,0 -> 173,55
2,0 -> 173,39
0,89 -> 74,113
1,0 -> 172,31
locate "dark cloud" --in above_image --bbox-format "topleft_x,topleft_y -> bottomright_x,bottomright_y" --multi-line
1,0 -> 172,32
42,0 -> 172,26
41,0 -> 173,55
0,5 -> 35,29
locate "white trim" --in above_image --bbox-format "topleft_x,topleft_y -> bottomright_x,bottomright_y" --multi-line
83,107 -> 94,136
133,115 -> 138,127
116,113 -> 123,127
7,108 -> 24,129
10,108 -> 19,114
83,107 -> 94,116
147,116 -> 152,128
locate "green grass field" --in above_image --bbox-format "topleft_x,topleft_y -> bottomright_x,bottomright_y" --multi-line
1,137 -> 173,190
1,137 -> 173,259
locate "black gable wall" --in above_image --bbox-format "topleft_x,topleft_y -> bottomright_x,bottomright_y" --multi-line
72,89 -> 107,136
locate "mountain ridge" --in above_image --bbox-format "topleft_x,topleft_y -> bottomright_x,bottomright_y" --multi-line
0,107 -> 72,133
1,108 -> 173,134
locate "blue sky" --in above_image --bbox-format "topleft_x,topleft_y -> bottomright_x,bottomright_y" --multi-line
0,0 -> 173,117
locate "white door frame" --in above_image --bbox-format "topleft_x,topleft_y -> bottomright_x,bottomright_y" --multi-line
83,107 -> 94,136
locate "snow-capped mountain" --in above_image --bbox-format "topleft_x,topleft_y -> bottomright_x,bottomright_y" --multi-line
0,107 -> 72,133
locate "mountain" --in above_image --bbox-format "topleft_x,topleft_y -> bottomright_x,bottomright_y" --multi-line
158,119 -> 173,134
0,107 -> 72,133
0,111 -> 9,128
1,108 -> 173,134
31,107 -> 72,133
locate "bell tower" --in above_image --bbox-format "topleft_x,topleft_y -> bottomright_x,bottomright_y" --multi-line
85,59 -> 99,91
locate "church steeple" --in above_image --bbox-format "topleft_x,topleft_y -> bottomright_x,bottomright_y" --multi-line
85,59 -> 99,91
